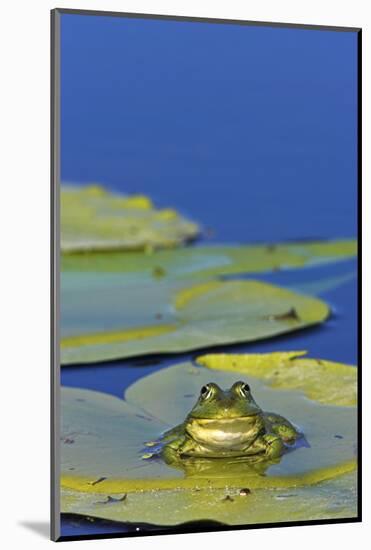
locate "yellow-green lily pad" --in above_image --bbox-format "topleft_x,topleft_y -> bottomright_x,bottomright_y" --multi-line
196,351 -> 357,407
61,239 -> 357,279
61,471 -> 356,526
61,184 -> 199,252
61,279 -> 329,364
60,356 -> 357,525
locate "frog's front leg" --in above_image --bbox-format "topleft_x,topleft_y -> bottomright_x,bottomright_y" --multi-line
250,433 -> 285,460
263,434 -> 285,459
160,423 -> 185,442
143,424 -> 185,453
161,435 -> 187,465
264,413 -> 300,443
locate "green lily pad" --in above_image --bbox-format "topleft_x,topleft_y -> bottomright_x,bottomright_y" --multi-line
61,471 -> 356,526
196,351 -> 357,407
61,239 -> 357,280
61,356 -> 357,525
124,362 -> 357,481
61,279 -> 329,364
61,184 -> 199,252
289,270 -> 357,297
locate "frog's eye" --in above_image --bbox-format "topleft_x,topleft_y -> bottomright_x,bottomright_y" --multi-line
200,384 -> 213,400
239,383 -> 250,397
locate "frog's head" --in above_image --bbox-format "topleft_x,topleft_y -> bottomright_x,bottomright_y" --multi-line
189,381 -> 262,420
184,382 -> 265,452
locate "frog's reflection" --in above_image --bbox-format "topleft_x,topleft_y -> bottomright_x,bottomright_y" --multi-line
162,451 -> 280,478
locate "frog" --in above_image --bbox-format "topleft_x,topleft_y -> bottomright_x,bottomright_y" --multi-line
158,381 -> 301,466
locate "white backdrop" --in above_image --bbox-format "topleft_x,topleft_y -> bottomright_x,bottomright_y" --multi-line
1,0 -> 368,548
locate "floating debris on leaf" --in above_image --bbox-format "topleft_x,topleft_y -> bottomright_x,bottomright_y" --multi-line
264,308 -> 301,322
152,266 -> 167,279
95,494 -> 127,505
239,488 -> 251,496
90,477 -> 107,486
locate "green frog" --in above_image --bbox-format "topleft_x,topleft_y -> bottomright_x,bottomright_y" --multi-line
158,381 -> 301,466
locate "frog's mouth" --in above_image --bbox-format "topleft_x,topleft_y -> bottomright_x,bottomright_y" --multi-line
186,415 -> 264,450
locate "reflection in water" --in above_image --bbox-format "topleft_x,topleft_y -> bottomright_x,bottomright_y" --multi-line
162,453 -> 278,478
146,430 -> 308,479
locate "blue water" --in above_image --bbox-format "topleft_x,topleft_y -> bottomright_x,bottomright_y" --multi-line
59,12 -> 358,539
61,13 -> 357,243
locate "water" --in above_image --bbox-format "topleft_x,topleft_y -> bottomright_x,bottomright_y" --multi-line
59,12 -> 358,538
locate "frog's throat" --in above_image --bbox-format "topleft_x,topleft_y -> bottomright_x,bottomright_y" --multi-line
185,415 -> 264,449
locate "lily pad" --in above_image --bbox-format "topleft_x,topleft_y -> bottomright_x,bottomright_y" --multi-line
61,356 -> 357,525
196,351 -> 357,407
124,361 -> 357,481
61,471 -> 357,526
61,184 -> 199,252
61,279 -> 329,364
61,239 -> 357,280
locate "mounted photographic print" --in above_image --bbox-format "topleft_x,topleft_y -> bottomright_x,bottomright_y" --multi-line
51,9 -> 361,541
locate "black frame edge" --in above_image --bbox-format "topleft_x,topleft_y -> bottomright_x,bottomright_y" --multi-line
58,516 -> 361,543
